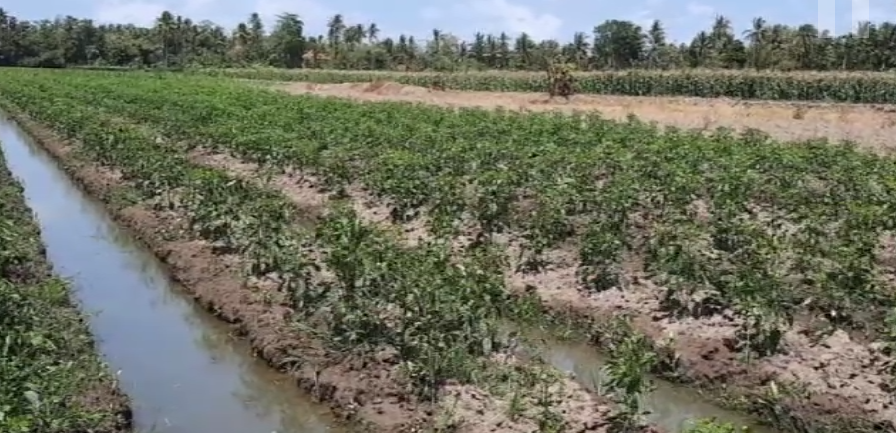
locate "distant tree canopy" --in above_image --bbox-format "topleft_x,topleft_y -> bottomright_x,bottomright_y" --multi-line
1,8 -> 895,72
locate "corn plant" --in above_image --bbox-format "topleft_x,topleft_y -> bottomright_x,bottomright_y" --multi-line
190,67 -> 896,103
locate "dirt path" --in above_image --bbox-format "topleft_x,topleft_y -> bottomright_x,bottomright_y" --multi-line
272,81 -> 896,154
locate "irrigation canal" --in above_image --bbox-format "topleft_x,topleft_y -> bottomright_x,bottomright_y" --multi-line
0,115 -> 343,433
0,114 -> 773,433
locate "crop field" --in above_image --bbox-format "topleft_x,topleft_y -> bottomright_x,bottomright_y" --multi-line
194,67 -> 896,104
0,68 -> 657,433
0,143 -> 131,432
268,80 -> 896,153
0,68 -> 894,432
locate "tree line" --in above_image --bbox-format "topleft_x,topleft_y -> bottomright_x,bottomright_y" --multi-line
2,7 -> 896,72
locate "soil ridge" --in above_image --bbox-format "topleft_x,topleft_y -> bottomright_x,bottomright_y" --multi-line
3,110 -> 633,433
185,147 -> 895,433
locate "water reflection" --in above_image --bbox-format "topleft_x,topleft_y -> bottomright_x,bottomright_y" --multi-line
0,115 -> 341,433
519,326 -> 773,432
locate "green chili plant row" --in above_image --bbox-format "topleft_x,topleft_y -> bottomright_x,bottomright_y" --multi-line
191,67 -> 896,104
1,70 -> 753,432
17,69 -> 896,360
0,145 -> 130,433
0,71 -> 764,433
0,76 -> 590,428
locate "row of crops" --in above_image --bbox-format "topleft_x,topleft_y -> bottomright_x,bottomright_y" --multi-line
0,69 -> 660,432
189,67 -> 896,104
21,69 -> 896,347
0,143 -> 129,432
1,68 -> 893,431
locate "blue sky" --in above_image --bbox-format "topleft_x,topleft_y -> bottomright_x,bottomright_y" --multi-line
4,0 -> 895,43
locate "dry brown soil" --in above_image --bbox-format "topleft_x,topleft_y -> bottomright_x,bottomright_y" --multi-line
273,81 -> 896,154
187,147 -> 634,433
188,146 -> 896,430
265,83 -> 896,430
7,112 -> 631,433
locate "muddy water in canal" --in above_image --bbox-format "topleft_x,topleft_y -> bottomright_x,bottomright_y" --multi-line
0,116 -> 343,433
515,326 -> 775,431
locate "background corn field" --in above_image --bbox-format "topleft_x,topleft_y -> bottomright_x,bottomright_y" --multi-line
192,68 -> 896,104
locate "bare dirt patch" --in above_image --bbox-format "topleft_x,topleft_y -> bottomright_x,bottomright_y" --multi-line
70,380 -> 133,433
273,81 -> 896,154
509,246 -> 895,430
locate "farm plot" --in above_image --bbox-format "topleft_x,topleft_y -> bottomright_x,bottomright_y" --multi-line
2,68 -> 895,432
0,142 -> 131,433
195,67 -> 896,104
0,68 -> 684,433
267,81 -> 896,154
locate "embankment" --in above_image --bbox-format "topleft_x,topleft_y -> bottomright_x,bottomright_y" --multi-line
269,81 -> 896,155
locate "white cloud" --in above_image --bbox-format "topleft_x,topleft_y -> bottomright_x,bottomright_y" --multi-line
94,0 -> 213,26
254,0 -> 329,24
686,1 -> 714,17
628,9 -> 656,29
849,0 -> 870,31
420,6 -> 441,21
184,0 -> 215,10
461,0 -> 562,40
94,0 -> 166,26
